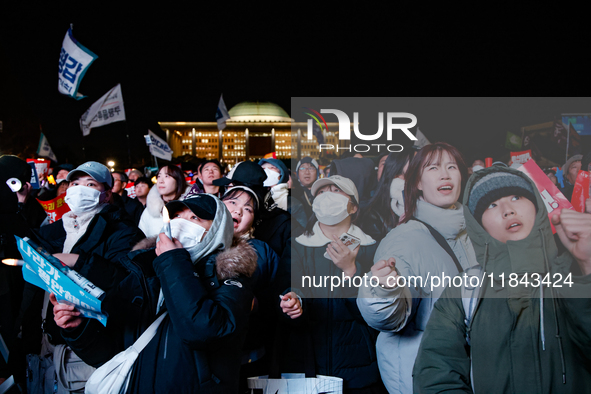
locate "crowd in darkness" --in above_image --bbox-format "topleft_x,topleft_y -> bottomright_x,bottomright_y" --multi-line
1,141 -> 591,393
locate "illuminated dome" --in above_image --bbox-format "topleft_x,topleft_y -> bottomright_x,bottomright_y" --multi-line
228,101 -> 292,122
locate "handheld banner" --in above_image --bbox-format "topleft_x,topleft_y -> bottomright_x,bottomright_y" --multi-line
147,129 -> 173,161
27,162 -> 40,189
510,150 -> 532,167
36,194 -> 71,224
124,182 -> 136,198
518,160 -> 574,234
58,27 -> 98,100
571,170 -> 590,213
16,236 -> 107,326
79,84 -> 126,136
27,159 -> 49,181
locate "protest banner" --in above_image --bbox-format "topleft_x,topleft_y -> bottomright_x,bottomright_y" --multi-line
26,159 -> 48,189
79,84 -> 126,136
58,26 -> 98,100
562,114 -> 591,136
26,162 -> 40,190
36,132 -> 58,162
571,170 -> 590,213
517,159 -> 574,234
509,150 -> 532,166
15,236 -> 107,326
146,129 -> 173,161
124,182 -> 136,198
36,194 -> 71,224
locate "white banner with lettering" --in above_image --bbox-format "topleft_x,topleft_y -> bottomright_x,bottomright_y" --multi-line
79,84 -> 126,136
147,129 -> 173,161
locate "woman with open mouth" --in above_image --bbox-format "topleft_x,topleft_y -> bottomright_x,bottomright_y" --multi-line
357,142 -> 478,394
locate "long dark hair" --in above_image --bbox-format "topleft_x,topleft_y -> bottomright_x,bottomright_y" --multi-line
401,142 -> 467,224
365,150 -> 414,232
157,165 -> 186,201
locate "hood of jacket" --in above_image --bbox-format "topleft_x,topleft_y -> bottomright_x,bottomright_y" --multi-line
462,166 -> 564,281
131,235 -> 257,280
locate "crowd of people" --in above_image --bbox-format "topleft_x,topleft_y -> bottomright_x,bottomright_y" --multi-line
0,142 -> 590,393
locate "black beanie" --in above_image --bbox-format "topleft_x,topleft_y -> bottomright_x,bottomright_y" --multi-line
468,171 -> 538,224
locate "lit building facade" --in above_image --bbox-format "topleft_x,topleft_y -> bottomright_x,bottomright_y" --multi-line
160,101 -> 352,165
160,102 -> 293,164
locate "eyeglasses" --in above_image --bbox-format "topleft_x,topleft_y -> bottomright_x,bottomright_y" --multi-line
298,166 -> 316,173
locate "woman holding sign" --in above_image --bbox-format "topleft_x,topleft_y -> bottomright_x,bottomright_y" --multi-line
282,175 -> 384,393
357,143 -> 478,394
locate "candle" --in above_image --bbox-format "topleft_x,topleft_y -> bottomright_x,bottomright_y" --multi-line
2,259 -> 24,266
162,206 -> 173,239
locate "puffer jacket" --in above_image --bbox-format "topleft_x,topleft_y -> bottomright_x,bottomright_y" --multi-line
287,223 -> 381,390
61,238 -> 258,394
413,166 -> 591,393
357,200 -> 477,394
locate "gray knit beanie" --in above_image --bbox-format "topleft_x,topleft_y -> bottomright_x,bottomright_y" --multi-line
468,171 -> 538,224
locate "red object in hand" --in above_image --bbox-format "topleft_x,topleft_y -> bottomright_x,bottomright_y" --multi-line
485,157 -> 493,168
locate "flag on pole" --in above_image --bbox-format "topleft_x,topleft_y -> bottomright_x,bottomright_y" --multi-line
79,84 -> 126,136
58,26 -> 98,100
146,130 -> 173,161
37,133 -> 57,162
216,94 -> 231,130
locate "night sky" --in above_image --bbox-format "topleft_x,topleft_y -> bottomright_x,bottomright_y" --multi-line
1,13 -> 590,169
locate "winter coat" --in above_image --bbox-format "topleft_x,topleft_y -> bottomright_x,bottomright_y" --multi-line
413,166 -> 591,393
112,190 -> 144,226
288,223 -> 381,390
61,238 -> 258,394
357,200 -> 477,394
30,203 -> 145,345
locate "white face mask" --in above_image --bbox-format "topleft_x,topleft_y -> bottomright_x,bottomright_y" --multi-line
313,192 -> 350,225
263,168 -> 281,187
64,186 -> 103,214
168,218 -> 207,249
390,177 -> 405,217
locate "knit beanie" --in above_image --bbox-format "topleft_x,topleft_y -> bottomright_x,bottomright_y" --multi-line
468,171 -> 538,224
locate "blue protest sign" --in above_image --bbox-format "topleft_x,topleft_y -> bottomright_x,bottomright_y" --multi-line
16,236 -> 107,326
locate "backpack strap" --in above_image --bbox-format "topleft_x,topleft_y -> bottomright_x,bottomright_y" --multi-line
410,217 -> 463,274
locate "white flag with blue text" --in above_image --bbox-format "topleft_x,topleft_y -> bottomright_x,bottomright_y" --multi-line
216,94 -> 231,130
79,84 -> 126,136
58,26 -> 98,100
37,133 -> 57,162
146,130 -> 173,161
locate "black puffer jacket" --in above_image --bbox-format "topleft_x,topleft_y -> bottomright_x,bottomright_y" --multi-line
62,239 -> 258,394
29,204 -> 144,346
285,226 -> 380,390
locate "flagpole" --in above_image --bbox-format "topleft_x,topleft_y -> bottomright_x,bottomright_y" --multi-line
125,121 -> 132,167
